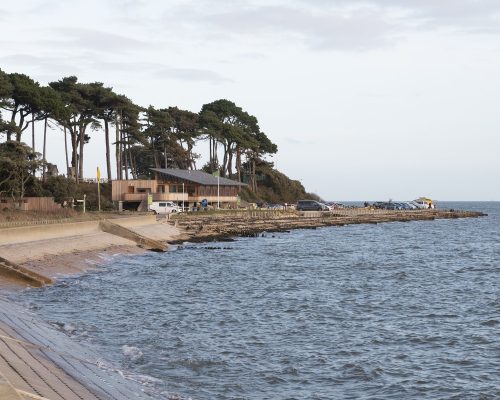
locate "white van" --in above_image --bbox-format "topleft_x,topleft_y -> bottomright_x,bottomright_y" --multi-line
149,201 -> 181,214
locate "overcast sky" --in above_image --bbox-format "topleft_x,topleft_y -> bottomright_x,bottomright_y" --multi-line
1,0 -> 500,200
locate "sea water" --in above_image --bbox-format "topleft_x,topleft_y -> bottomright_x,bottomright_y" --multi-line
13,202 -> 500,399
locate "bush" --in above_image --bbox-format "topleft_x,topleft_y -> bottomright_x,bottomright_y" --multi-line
239,167 -> 319,204
41,177 -> 114,211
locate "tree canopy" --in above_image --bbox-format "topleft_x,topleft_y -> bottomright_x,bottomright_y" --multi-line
0,141 -> 43,200
0,68 -> 280,199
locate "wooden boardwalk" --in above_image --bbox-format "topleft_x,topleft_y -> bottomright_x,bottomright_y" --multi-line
0,298 -> 157,400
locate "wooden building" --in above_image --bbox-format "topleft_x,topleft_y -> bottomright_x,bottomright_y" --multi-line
112,168 -> 246,209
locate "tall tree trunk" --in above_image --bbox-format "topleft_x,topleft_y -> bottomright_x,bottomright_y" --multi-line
152,137 -> 160,168
7,107 -> 17,141
70,129 -> 78,182
252,158 -> 257,192
71,127 -> 78,183
236,148 -> 241,182
64,126 -> 69,178
122,130 -> 128,180
42,118 -> 47,181
213,141 -> 218,167
20,172 -> 25,199
228,149 -> 233,178
188,143 -> 195,170
16,113 -> 24,141
128,141 -> 136,179
31,114 -> 35,152
104,119 -> 112,181
132,154 -> 138,178
221,143 -> 228,177
164,141 -> 168,168
115,114 -> 121,180
209,135 -> 212,169
119,116 -> 123,180
78,125 -> 85,180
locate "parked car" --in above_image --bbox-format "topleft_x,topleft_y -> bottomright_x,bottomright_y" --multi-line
412,200 -> 429,209
149,201 -> 181,214
296,200 -> 330,211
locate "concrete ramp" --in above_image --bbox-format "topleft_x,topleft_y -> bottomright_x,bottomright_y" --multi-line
0,257 -> 53,287
99,220 -> 167,252
0,373 -> 22,400
0,298 -> 157,400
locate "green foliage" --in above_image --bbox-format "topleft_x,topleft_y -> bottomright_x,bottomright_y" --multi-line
41,177 -> 114,211
200,99 -> 277,182
0,141 -> 43,199
0,69 -> 318,207
125,145 -> 156,178
74,182 -> 114,211
143,106 -> 200,170
0,119 -> 20,139
239,162 -> 317,204
42,176 -> 77,203
0,68 -> 13,104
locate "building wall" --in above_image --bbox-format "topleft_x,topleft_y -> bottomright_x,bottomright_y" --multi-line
112,180 -> 157,201
112,179 -> 241,205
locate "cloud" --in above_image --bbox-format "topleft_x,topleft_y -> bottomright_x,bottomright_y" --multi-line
153,66 -> 231,84
155,0 -> 500,52
285,137 -> 315,145
299,0 -> 500,33
205,5 -> 396,50
87,60 -> 230,84
45,27 -> 151,54
0,54 -> 85,81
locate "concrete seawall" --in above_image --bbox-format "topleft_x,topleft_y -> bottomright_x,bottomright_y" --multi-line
0,215 -> 180,287
0,220 -> 101,245
0,215 -> 159,246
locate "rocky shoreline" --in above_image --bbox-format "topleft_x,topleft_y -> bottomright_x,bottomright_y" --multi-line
171,209 -> 487,243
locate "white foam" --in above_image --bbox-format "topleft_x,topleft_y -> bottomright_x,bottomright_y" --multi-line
63,323 -> 77,334
122,345 -> 143,361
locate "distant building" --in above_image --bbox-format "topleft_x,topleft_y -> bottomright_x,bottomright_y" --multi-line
111,168 -> 246,210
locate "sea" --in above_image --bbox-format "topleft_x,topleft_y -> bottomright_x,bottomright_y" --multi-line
11,202 -> 500,399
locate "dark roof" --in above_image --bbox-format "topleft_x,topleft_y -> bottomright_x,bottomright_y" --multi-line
150,168 -> 246,186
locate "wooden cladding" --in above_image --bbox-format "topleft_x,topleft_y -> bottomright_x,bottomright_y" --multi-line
197,185 -> 238,197
113,179 -> 241,203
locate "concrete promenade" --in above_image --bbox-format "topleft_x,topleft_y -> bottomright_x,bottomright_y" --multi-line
0,297 -> 156,400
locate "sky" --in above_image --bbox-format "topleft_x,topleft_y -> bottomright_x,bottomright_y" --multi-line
1,0 -> 500,200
